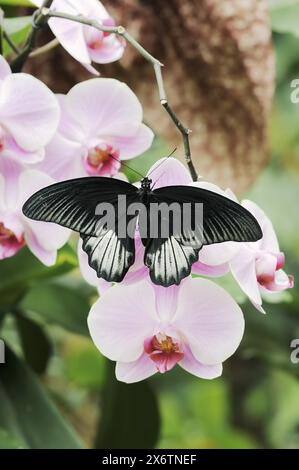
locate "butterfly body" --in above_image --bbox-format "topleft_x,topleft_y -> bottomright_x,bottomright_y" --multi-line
137,177 -> 153,204
23,175 -> 262,287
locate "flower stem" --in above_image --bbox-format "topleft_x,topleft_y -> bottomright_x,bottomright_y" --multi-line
29,37 -> 59,58
3,31 -> 21,55
10,0 -> 52,73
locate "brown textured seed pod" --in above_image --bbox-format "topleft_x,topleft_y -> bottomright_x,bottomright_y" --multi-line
25,0 -> 275,193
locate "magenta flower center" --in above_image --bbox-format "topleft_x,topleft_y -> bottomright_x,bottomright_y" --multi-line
144,334 -> 184,374
88,36 -> 106,50
88,18 -> 115,49
85,144 -> 120,176
256,252 -> 285,286
0,222 -> 25,257
0,223 -> 15,240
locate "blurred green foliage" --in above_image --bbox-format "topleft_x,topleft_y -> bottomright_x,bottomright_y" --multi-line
1,1 -> 299,450
0,1 -> 33,6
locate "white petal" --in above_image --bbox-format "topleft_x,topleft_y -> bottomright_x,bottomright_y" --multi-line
0,74 -> 59,151
174,277 -> 245,365
88,281 -> 159,362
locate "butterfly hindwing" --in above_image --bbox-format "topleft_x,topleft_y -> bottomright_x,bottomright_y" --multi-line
81,225 -> 136,283
145,236 -> 200,286
81,191 -> 139,282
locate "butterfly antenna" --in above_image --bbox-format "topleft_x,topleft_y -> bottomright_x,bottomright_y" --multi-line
147,147 -> 177,178
108,153 -> 145,180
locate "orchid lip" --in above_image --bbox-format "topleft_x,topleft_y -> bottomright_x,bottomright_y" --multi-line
144,334 -> 184,373
85,144 -> 120,176
0,222 -> 25,258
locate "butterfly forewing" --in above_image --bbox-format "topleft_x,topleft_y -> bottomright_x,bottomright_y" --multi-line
151,185 -> 262,244
22,176 -> 139,282
22,177 -> 138,236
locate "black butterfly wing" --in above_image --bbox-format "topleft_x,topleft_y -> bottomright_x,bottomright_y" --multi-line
23,176 -> 139,282
22,176 -> 138,236
81,231 -> 136,283
143,185 -> 262,286
80,189 -> 139,283
144,235 -> 200,287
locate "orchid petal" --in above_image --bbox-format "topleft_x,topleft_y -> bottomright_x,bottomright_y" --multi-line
88,282 -> 159,362
107,124 -> 154,160
0,74 -> 59,152
68,79 -> 143,134
192,260 -> 230,277
242,199 -> 279,253
179,346 -> 223,379
154,284 -> 180,322
147,157 -> 192,188
230,245 -> 262,306
116,354 -> 157,383
0,56 -> 11,81
49,17 -> 91,64
174,278 -> 245,365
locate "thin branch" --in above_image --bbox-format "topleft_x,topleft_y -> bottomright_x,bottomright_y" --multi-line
40,8 -> 198,181
10,0 -> 52,73
153,64 -> 197,181
29,37 -> 59,58
3,31 -> 21,54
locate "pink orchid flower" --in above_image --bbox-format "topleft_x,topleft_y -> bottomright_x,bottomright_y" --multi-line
0,164 -> 70,264
88,278 -> 245,383
0,55 -> 59,166
32,0 -> 125,74
39,78 -> 154,180
230,200 -> 294,313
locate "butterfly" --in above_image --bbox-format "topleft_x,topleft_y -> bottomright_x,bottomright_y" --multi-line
22,174 -> 262,287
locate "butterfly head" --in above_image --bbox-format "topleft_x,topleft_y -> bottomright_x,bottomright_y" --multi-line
141,177 -> 153,191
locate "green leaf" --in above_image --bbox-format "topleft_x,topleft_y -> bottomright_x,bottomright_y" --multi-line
64,337 -> 106,390
2,17 -> 32,57
0,428 -> 28,449
0,245 -> 77,310
21,282 -> 90,336
16,314 -> 52,374
0,346 -> 84,449
245,371 -> 299,448
240,300 -> 299,377
0,1 -> 34,6
4,16 -> 31,35
269,0 -> 299,37
159,374 -> 257,449
95,363 -> 160,449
